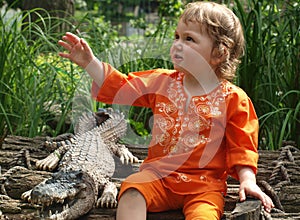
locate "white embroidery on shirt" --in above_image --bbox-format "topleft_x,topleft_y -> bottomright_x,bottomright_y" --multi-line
154,72 -> 232,155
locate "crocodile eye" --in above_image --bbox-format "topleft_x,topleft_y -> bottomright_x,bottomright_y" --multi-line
69,173 -> 76,179
95,114 -> 110,126
97,108 -> 106,113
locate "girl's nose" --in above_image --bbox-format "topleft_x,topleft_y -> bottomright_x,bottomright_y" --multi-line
173,40 -> 183,50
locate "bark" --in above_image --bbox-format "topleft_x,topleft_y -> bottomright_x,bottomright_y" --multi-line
230,198 -> 261,220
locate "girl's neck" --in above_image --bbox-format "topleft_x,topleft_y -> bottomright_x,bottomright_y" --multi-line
183,71 -> 220,97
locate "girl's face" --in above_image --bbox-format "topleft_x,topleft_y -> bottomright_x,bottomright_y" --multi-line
170,19 -> 216,77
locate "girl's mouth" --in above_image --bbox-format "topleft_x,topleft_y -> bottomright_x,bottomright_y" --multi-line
173,54 -> 183,62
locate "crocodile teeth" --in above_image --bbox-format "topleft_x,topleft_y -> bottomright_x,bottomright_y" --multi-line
63,203 -> 69,211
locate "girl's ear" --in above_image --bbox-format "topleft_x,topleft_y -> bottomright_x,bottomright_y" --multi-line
210,46 -> 228,66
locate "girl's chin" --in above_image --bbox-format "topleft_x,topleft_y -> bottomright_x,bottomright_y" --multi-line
173,64 -> 186,73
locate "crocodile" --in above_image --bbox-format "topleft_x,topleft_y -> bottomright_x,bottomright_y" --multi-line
22,108 -> 139,220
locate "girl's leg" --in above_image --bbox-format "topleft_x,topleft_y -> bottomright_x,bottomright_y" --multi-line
183,192 -> 224,220
116,169 -> 184,220
116,188 -> 147,220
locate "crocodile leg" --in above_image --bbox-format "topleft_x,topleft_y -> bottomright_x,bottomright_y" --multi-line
36,140 -> 74,171
96,181 -> 118,208
106,142 -> 140,164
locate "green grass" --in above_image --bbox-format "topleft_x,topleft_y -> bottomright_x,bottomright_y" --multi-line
0,1 -> 299,149
232,0 -> 300,149
0,8 -> 80,137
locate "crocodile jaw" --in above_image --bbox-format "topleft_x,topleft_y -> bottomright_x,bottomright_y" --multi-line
47,188 -> 95,220
31,170 -> 96,220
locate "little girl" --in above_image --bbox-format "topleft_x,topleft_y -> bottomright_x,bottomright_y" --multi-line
58,1 -> 274,219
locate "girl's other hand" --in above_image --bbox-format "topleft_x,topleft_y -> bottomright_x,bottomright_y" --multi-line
236,166 -> 274,212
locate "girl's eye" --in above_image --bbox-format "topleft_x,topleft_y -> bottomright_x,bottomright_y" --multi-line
186,36 -> 194,42
174,34 -> 179,40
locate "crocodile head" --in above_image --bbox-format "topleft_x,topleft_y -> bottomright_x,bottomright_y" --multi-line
94,108 -> 110,125
30,170 -> 96,220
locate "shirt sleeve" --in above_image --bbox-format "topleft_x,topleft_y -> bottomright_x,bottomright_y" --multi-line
91,62 -> 174,108
225,88 -> 259,180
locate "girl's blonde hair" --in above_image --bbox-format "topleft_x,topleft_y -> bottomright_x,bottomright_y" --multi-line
180,1 -> 245,80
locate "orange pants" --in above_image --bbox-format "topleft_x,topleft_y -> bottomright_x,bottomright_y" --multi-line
118,170 -> 224,220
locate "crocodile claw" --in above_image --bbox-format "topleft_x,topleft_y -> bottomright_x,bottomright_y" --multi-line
21,189 -> 32,202
119,147 -> 140,165
96,192 -> 118,208
36,153 -> 60,171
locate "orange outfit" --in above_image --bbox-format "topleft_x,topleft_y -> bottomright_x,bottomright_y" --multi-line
92,63 -> 259,219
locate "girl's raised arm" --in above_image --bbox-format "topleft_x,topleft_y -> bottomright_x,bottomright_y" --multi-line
58,32 -> 104,87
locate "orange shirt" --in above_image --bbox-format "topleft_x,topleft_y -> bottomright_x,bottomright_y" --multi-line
92,63 -> 259,195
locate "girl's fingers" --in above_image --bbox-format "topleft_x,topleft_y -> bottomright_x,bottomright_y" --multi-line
59,32 -> 80,47
58,52 -> 70,59
263,193 -> 274,212
58,40 -> 72,51
65,32 -> 81,45
80,38 -> 93,54
80,38 -> 88,49
239,189 -> 246,202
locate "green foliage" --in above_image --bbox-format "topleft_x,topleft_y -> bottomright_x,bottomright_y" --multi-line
0,8 -> 79,138
157,0 -> 184,19
0,7 -> 118,139
75,0 -> 87,10
232,0 -> 300,149
93,0 -> 148,22
129,120 -> 149,136
0,0 -> 299,149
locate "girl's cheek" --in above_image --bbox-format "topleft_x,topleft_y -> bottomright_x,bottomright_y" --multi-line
170,44 -> 175,54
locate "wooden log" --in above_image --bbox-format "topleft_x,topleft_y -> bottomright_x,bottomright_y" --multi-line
277,185 -> 300,213
1,136 -> 300,220
0,136 -> 48,173
0,166 -> 51,199
230,198 -> 261,220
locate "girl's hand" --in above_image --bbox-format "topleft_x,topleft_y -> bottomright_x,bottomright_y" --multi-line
58,32 -> 94,68
236,166 -> 274,212
239,179 -> 274,213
